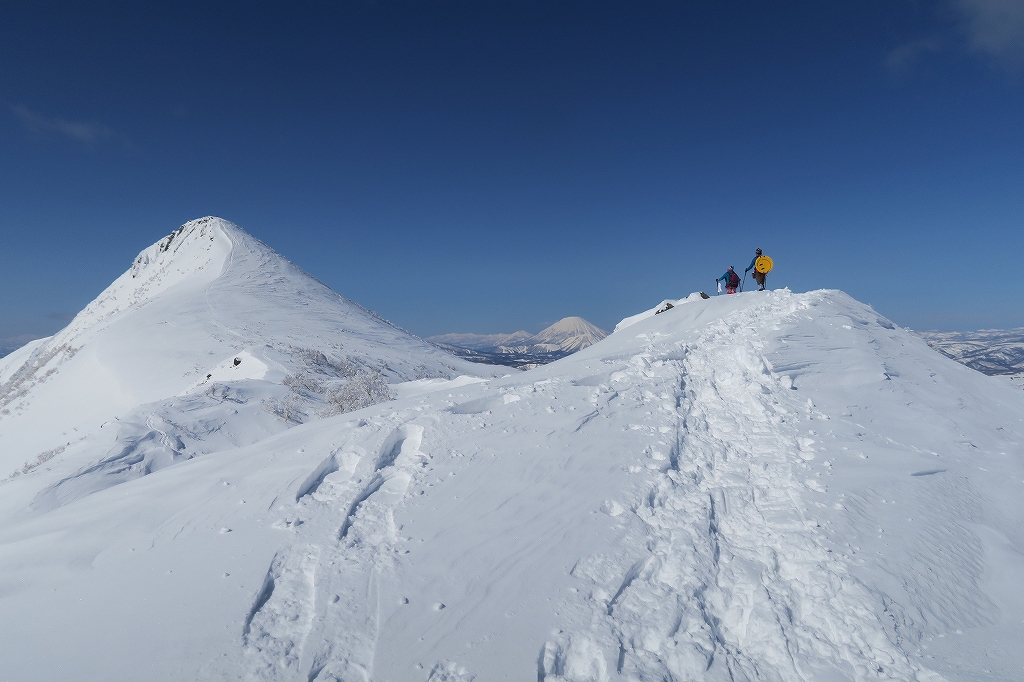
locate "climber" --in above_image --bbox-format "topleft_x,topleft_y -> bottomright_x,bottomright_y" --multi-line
744,248 -> 771,291
717,266 -> 740,295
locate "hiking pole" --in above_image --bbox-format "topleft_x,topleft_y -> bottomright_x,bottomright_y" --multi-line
740,271 -> 747,292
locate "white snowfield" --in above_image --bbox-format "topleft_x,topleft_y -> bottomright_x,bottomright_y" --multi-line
1,233 -> 1023,681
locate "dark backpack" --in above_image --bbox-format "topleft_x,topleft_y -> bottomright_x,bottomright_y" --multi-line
728,271 -> 740,287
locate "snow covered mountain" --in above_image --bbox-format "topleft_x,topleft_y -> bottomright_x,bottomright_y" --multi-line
0,217 -> 492,505
504,316 -> 608,354
429,316 -> 608,365
2,283 -> 1024,681
917,328 -> 1024,377
425,329 -> 534,352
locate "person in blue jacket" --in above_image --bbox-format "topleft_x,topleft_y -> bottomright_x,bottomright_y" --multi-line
744,248 -> 766,291
717,266 -> 740,294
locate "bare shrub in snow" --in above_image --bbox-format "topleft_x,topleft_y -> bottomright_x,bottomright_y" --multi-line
324,368 -> 394,415
0,344 -> 78,415
289,347 -> 359,378
282,372 -> 326,394
261,396 -> 305,424
275,348 -> 397,418
9,442 -> 69,479
414,363 -> 453,381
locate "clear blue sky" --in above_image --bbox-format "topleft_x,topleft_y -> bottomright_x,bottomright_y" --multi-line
2,1 -> 1022,342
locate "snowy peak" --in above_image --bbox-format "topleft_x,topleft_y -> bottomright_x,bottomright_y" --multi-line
0,217 -> 489,484
53,217 -> 236,347
529,316 -> 608,353
129,216 -> 228,279
429,316 -> 608,358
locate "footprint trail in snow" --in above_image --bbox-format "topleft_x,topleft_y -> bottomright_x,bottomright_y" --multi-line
3,289 -> 1023,682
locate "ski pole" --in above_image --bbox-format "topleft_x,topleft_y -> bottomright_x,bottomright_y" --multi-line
740,271 -> 747,292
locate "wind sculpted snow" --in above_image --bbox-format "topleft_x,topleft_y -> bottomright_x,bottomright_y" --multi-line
1,283 -> 1023,681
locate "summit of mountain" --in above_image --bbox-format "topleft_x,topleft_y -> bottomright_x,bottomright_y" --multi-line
526,316 -> 608,353
0,216 -> 493,502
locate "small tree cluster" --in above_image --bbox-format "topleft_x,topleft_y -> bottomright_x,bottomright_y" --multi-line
9,443 -> 68,480
324,368 -> 394,415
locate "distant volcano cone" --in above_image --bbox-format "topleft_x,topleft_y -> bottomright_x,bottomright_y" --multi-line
530,316 -> 608,353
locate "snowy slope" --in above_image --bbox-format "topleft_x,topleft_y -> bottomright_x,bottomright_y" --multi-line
614,292 -> 709,332
0,217 -> 491,499
2,288 -> 1024,681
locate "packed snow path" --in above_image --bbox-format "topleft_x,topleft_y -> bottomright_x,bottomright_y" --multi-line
1,289 -> 1023,681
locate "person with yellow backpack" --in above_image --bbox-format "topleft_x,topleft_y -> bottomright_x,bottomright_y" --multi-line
744,248 -> 773,291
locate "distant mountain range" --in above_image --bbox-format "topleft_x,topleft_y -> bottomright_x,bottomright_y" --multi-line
428,316 -> 608,369
917,328 -> 1024,377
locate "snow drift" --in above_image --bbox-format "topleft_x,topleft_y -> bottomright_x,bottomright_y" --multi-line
1,250 -> 1023,680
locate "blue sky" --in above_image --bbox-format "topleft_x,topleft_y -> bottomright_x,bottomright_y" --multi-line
1,1 -> 1022,343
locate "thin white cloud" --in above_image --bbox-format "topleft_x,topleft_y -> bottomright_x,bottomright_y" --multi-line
954,0 -> 1024,63
886,0 -> 1024,73
10,104 -> 115,144
886,35 -> 945,74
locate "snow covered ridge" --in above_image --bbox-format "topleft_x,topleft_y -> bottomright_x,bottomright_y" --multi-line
613,291 -> 711,332
2,287 -> 1024,680
0,216 -> 494,490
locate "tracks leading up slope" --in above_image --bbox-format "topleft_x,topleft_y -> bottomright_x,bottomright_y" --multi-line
1,290 -> 1022,681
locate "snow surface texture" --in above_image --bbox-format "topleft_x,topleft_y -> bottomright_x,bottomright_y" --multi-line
0,217 -> 493,498
2,269 -> 1024,678
614,292 -> 709,333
